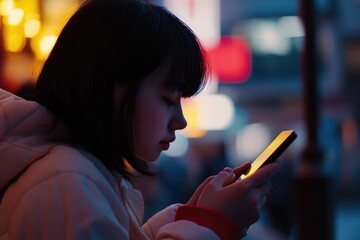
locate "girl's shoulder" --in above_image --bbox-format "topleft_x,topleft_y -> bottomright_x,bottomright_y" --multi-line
0,145 -> 133,239
26,145 -> 119,191
5,145 -> 121,205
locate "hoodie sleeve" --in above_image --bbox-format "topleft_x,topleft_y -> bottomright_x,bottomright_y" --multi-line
142,204 -> 220,240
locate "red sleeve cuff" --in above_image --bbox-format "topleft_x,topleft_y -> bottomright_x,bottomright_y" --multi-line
175,205 -> 240,240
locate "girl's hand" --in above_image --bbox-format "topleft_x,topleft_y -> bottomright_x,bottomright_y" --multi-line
187,162 -> 251,206
189,162 -> 282,229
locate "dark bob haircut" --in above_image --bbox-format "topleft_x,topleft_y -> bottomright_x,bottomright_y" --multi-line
35,0 -> 208,180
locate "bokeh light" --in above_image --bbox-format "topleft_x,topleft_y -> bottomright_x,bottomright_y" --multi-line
236,123 -> 271,162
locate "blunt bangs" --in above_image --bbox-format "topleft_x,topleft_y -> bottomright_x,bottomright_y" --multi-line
166,28 -> 209,98
105,1 -> 208,95
127,3 -> 209,97
156,7 -> 208,97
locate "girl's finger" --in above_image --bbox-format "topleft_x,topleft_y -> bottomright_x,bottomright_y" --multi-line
187,176 -> 214,206
210,169 -> 236,188
232,162 -> 251,178
242,162 -> 282,186
257,196 -> 268,209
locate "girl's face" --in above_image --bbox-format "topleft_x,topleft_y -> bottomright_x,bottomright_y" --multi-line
132,66 -> 188,162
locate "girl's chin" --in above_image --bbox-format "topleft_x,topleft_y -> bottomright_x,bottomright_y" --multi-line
136,153 -> 161,162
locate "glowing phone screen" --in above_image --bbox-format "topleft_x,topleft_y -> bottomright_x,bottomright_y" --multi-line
240,130 -> 297,179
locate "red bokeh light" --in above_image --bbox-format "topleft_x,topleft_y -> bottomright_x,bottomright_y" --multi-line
207,36 -> 252,83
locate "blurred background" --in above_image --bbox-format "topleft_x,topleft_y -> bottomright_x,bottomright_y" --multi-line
0,0 -> 359,239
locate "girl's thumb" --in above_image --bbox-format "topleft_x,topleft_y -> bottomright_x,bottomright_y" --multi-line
233,162 -> 251,179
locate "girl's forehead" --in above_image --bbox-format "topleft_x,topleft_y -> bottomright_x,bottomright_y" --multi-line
142,68 -> 183,96
140,64 -> 168,88
141,55 -> 202,97
142,61 -> 173,85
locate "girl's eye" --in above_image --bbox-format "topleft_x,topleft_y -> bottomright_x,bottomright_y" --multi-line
162,90 -> 181,107
163,97 -> 176,106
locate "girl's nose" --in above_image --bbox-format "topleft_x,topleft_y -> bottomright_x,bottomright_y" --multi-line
170,106 -> 187,131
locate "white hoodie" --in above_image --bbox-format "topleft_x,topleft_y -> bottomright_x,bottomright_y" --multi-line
0,88 -> 219,240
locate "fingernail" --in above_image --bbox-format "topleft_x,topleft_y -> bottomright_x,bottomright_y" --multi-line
232,173 -> 237,180
222,167 -> 233,173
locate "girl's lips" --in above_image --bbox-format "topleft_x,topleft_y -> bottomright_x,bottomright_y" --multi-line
160,142 -> 170,150
160,138 -> 175,150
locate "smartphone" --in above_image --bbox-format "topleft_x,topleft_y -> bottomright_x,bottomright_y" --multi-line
240,130 -> 297,180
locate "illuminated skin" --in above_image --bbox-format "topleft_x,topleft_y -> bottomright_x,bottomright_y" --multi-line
132,66 -> 187,162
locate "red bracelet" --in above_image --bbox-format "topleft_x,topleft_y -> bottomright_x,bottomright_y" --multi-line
175,205 -> 240,240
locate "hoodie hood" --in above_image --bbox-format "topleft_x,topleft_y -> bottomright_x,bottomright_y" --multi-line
0,88 -> 55,191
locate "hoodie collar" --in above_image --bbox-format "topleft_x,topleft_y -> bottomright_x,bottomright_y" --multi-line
0,88 -> 55,191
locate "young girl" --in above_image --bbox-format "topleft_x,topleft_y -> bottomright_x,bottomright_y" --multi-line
0,0 -> 281,239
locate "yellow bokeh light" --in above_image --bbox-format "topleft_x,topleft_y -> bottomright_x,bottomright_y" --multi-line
0,0 -> 14,16
197,94 -> 235,130
40,35 -> 57,56
24,18 -> 41,38
180,94 -> 235,138
5,33 -> 25,52
6,8 -> 24,25
236,123 -> 271,161
181,99 -> 207,138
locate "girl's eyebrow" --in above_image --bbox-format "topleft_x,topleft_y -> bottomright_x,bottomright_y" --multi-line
160,81 -> 177,91
160,84 -> 183,99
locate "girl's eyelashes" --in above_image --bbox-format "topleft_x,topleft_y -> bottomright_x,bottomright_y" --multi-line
162,91 -> 181,107
163,96 -> 176,106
